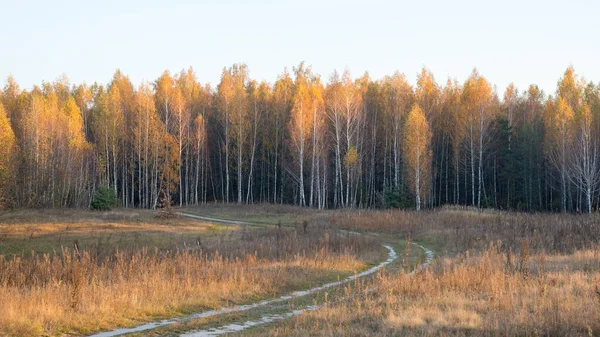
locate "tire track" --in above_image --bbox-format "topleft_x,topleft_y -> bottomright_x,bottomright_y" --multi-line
178,242 -> 434,337
87,212 -> 433,337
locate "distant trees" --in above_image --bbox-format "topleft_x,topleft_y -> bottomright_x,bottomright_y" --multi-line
2,65 -> 600,212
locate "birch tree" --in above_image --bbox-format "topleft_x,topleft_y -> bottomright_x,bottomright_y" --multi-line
289,63 -> 314,206
402,104 -> 432,210
381,73 -> 414,191
229,64 -> 249,204
461,69 -> 493,208
216,68 -> 235,202
442,79 -> 464,204
271,71 -> 293,204
545,97 -> 573,212
569,102 -> 600,213
502,83 -> 518,208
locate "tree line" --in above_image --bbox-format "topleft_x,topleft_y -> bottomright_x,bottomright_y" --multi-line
0,64 -> 598,212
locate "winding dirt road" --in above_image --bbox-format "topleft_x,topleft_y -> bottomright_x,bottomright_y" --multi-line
87,212 -> 433,337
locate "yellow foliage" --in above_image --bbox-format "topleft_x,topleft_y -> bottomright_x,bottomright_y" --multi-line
0,102 -> 17,206
344,146 -> 359,168
402,104 -> 432,208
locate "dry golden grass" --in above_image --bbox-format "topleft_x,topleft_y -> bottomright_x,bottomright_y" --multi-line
0,209 -> 228,256
0,209 -> 218,236
181,203 -> 333,227
212,206 -> 600,337
3,206 -> 599,337
330,206 -> 600,254
258,244 -> 600,336
0,209 -> 381,337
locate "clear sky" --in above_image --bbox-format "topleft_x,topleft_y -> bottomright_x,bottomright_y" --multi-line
1,0 -> 598,95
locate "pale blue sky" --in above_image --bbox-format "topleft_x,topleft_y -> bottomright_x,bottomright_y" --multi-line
1,0 -> 598,95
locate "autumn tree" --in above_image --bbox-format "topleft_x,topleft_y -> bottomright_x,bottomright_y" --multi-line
360,74 -> 381,207
501,83 -> 518,207
132,83 -> 154,208
545,97 -> 573,211
4,65 -> 600,213
544,67 -> 583,211
270,70 -> 293,203
231,64 -> 249,204
340,71 -> 363,207
442,79 -> 464,204
73,84 -> 93,137
0,102 -> 18,207
402,104 -> 432,210
416,68 -> 442,206
155,71 -> 175,133
175,67 -> 202,206
216,67 -> 235,202
569,102 -> 600,213
308,76 -> 326,208
245,80 -> 270,203
380,73 -> 414,192
61,96 -> 92,206
193,113 -> 207,204
171,87 -> 188,206
461,69 -> 493,208
289,63 -> 315,206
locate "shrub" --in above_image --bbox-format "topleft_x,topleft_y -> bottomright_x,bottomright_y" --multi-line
382,187 -> 415,209
90,185 -> 119,210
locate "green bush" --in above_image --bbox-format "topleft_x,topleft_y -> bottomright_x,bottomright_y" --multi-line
381,186 -> 415,209
90,185 -> 119,210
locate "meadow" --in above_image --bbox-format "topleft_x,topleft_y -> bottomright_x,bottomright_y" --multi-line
0,208 -> 381,337
247,207 -> 600,336
0,206 -> 598,336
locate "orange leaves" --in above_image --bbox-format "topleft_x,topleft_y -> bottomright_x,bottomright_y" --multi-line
462,69 -> 492,117
416,67 -> 441,121
0,102 -> 17,205
556,97 -> 574,131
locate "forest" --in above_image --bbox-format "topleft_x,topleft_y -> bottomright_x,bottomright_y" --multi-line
0,64 -> 598,213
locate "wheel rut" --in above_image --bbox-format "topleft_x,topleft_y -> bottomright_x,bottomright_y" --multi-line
87,212 -> 433,337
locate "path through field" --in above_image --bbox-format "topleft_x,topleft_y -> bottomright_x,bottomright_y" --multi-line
87,212 -> 433,337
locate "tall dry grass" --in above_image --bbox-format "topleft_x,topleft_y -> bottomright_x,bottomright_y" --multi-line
331,207 -> 600,254
263,243 -> 600,336
0,227 -> 378,337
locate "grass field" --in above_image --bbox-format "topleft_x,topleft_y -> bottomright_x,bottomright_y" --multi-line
0,205 -> 599,336
0,209 -> 233,256
249,246 -> 600,336
240,206 -> 600,337
0,207 -> 383,337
